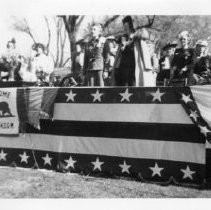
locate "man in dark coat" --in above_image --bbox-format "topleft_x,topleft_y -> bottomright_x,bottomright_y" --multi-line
112,16 -> 154,87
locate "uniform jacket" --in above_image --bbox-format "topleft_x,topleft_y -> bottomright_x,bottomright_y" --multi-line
83,36 -> 107,72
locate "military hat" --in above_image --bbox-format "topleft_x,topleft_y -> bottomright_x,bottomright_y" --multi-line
162,41 -> 177,51
106,35 -> 116,40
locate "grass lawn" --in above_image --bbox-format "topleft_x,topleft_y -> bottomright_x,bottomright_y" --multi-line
0,167 -> 211,198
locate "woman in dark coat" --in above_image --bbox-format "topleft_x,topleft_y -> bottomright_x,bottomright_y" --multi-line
171,31 -> 195,85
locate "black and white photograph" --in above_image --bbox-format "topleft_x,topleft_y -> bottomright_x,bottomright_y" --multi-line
1,0 -> 211,208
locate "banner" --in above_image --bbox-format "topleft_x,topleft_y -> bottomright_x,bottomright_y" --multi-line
0,88 -> 19,134
0,87 -> 207,186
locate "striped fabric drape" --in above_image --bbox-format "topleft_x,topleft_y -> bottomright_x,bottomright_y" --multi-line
0,86 -> 210,186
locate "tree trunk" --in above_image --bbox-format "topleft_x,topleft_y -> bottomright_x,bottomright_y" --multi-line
69,33 -> 76,72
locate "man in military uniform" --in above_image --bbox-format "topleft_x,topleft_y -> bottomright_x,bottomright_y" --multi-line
83,24 -> 108,87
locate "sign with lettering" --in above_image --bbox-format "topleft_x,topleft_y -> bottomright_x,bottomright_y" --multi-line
0,88 -> 19,134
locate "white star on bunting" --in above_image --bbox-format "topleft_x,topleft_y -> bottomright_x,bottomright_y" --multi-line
91,157 -> 104,171
181,93 -> 192,104
119,160 -> 131,174
19,151 -> 30,164
91,89 -> 104,102
189,110 -> 199,122
65,156 -> 77,169
199,125 -> 210,137
149,162 -> 164,177
42,153 -> 53,166
65,90 -> 77,102
119,88 -> 133,102
150,88 -> 165,102
0,149 -> 7,161
181,165 -> 195,180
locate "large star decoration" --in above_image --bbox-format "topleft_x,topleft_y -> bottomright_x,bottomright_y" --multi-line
42,153 -> 53,166
19,151 -> 30,164
149,162 -> 164,177
189,110 -> 199,122
65,90 -> 77,102
150,88 -> 165,102
119,88 -> 133,102
199,125 -> 211,137
181,93 -> 192,104
119,160 -> 131,174
0,149 -> 7,161
91,157 -> 104,171
65,156 -> 77,169
91,89 -> 104,102
181,165 -> 195,180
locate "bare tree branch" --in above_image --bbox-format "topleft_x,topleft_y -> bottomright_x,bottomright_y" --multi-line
23,18 -> 37,43
70,16 -> 80,33
136,15 -> 156,29
59,16 -> 71,34
63,57 -> 71,67
55,19 -> 61,66
12,18 -> 36,43
44,16 -> 51,55
59,23 -> 67,67
75,16 -> 85,29
103,15 -> 120,29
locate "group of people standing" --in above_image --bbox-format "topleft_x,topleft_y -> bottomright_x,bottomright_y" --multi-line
0,15 -> 211,87
79,16 -> 158,87
158,31 -> 211,85
76,16 -> 211,87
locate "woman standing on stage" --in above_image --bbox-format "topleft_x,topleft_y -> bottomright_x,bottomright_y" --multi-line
171,31 -> 195,85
